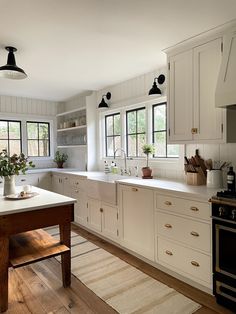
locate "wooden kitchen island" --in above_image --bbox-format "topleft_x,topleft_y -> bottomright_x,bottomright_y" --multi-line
0,187 -> 75,313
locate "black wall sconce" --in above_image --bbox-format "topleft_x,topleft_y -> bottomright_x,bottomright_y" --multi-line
0,46 -> 27,79
148,74 -> 165,96
98,92 -> 111,108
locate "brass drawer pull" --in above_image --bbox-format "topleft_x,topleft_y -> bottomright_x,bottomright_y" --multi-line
165,250 -> 173,256
75,182 -> 79,185
75,190 -> 79,193
164,224 -> 172,229
21,179 -> 26,182
191,128 -> 198,134
164,201 -> 172,206
132,188 -> 138,192
190,206 -> 199,212
100,208 -> 103,213
190,231 -> 199,237
191,261 -> 200,267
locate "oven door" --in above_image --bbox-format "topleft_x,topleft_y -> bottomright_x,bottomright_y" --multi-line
213,219 -> 236,284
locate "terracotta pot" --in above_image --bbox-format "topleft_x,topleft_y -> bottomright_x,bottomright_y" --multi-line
142,167 -> 152,178
57,161 -> 64,168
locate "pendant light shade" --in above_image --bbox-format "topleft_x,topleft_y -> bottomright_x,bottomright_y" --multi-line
0,46 -> 27,80
148,74 -> 165,96
98,92 -> 111,108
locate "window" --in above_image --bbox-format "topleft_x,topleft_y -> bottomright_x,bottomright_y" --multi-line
0,120 -> 22,155
27,122 -> 50,157
126,107 -> 146,157
105,113 -> 121,157
152,103 -> 179,158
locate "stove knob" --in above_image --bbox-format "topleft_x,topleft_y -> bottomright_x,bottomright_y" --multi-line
219,206 -> 226,217
232,209 -> 236,220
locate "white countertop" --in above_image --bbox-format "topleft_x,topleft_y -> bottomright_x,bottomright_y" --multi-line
116,177 -> 219,201
0,186 -> 76,215
22,169 -> 220,201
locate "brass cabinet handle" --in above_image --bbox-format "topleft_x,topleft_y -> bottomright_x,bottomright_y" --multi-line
190,231 -> 199,237
100,208 -> 103,213
75,190 -> 79,193
165,250 -> 173,256
75,182 -> 79,185
190,206 -> 199,212
21,179 -> 26,182
164,224 -> 172,229
191,261 -> 200,267
132,187 -> 138,192
164,201 -> 172,206
65,177 -> 68,180
191,128 -> 198,134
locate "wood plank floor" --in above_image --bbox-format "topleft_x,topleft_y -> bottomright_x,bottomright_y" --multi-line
6,224 -> 233,314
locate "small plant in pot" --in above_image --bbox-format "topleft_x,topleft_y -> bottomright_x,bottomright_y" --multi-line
54,151 -> 68,168
142,144 -> 155,179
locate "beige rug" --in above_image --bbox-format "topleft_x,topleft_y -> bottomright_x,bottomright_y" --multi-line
46,227 -> 201,314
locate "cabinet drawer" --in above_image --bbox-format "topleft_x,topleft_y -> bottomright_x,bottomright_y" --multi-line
156,212 -> 211,253
156,194 -> 210,220
157,237 -> 211,284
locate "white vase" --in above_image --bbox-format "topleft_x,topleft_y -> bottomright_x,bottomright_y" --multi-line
3,175 -> 16,196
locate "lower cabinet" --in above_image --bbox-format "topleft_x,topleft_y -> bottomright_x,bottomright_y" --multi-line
155,192 -> 212,288
119,184 -> 154,261
87,197 -> 119,241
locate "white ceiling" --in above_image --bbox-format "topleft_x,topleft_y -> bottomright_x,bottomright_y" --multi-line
0,0 -> 236,102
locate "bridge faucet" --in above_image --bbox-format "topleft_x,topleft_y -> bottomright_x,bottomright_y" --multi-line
114,148 -> 127,174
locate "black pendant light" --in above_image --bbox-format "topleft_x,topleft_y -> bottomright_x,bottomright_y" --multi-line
0,46 -> 27,80
148,74 -> 165,96
98,92 -> 111,108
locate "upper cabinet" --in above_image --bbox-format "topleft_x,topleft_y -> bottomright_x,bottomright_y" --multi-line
167,37 -> 224,143
166,20 -> 236,144
216,27 -> 236,108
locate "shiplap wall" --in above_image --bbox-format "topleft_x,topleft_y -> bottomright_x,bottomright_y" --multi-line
0,95 -> 59,168
0,95 -> 58,116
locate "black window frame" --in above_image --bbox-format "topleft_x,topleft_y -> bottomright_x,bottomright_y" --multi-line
105,113 -> 121,157
27,121 -> 50,157
126,107 -> 146,158
152,102 -> 178,158
0,119 -> 22,155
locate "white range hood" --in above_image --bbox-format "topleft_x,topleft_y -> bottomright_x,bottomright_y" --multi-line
216,27 -> 236,108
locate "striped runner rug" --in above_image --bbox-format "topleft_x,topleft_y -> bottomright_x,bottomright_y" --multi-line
46,227 -> 201,314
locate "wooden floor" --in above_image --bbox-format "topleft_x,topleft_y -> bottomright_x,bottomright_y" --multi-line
6,224 -> 233,314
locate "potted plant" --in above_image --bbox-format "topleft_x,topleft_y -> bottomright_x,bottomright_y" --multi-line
0,149 -> 35,196
54,151 -> 68,168
142,144 -> 155,179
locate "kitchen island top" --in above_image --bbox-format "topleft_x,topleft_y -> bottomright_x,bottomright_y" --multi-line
0,186 -> 76,215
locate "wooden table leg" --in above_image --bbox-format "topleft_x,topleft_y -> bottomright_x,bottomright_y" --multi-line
0,237 -> 9,312
59,223 -> 71,287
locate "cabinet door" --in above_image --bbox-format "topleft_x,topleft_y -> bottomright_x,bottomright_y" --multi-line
102,203 -> 118,240
73,189 -> 88,226
87,198 -> 102,233
62,176 -> 71,197
168,50 -> 193,142
38,173 -> 52,191
193,38 -> 223,141
120,185 -> 154,260
52,175 -> 62,194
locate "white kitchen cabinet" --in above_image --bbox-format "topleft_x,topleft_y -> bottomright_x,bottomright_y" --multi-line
51,173 -> 71,196
155,192 -> 212,288
71,187 -> 87,227
87,197 -> 118,240
119,184 -> 154,261
38,172 -> 52,191
167,37 -> 224,143
16,173 -> 39,186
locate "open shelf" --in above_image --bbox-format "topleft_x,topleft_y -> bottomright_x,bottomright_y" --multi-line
56,106 -> 86,117
57,125 -> 87,132
9,229 -> 70,268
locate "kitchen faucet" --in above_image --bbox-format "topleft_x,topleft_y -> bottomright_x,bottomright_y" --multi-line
114,148 -> 127,175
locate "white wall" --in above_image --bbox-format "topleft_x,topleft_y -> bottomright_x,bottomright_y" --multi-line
0,95 -> 59,168
96,67 -> 185,180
